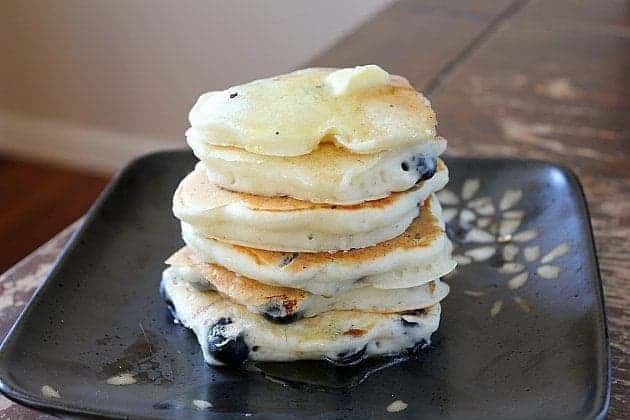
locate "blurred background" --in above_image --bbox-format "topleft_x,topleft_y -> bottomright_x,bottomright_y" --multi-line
1,0 -> 628,273
0,0 -> 394,271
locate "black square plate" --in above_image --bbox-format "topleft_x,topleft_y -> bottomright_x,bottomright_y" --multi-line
0,151 -> 610,419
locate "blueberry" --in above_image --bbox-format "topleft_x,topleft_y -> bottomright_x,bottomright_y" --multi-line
159,279 -> 168,301
214,317 -> 233,326
401,317 -> 419,327
262,303 -> 302,324
188,278 -> 212,292
416,156 -> 437,180
401,155 -> 437,181
263,311 -> 302,324
160,281 -> 179,322
325,345 -> 367,366
207,318 -> 249,366
166,302 -> 178,321
278,253 -> 299,268
409,339 -> 429,354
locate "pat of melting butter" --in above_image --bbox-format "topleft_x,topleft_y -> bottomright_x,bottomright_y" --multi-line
326,65 -> 390,96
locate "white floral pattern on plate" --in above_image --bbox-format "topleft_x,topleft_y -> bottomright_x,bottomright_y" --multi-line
437,179 -> 570,317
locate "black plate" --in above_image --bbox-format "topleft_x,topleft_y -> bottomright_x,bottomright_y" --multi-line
0,151 -> 610,419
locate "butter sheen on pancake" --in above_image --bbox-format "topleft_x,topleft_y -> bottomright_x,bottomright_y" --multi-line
166,248 -> 449,322
190,138 -> 446,204
161,270 -> 441,366
173,162 -> 449,252
181,195 -> 457,296
187,68 -> 438,156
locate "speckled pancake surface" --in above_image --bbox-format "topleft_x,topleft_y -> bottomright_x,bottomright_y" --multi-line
187,67 -> 438,156
182,194 -> 456,295
173,163 -> 449,252
190,139 -> 446,204
165,251 -> 449,322
161,270 -> 441,366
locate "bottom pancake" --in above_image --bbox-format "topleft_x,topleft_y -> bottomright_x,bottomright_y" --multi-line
161,268 -> 441,366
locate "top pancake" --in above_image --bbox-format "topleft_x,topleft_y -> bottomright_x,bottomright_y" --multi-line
187,67 -> 438,156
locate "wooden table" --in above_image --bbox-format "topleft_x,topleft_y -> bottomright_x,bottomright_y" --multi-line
1,1 -> 628,417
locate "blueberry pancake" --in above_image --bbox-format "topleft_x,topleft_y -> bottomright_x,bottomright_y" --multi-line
173,162 -> 448,252
181,194 -> 456,296
190,139 -> 445,205
163,65 -> 455,369
161,269 -> 441,366
187,66 -> 438,157
165,248 -> 449,322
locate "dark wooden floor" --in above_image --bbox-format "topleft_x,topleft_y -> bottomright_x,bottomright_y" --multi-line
0,156 -> 109,272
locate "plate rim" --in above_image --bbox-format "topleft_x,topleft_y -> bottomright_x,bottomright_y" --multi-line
0,151 -> 611,419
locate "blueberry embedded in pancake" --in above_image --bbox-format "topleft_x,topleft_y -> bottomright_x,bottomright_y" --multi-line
325,345 -> 368,367
164,65 -> 454,368
179,194 -> 457,296
207,318 -> 249,366
400,317 -> 420,328
159,271 -> 179,322
400,154 -> 437,181
190,140 -> 446,205
172,162 -> 449,252
164,252 -> 449,322
260,302 -> 303,324
160,269 -> 442,366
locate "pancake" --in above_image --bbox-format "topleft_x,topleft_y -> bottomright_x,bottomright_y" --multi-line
173,162 -> 449,252
190,139 -> 446,205
181,194 -> 456,296
187,66 -> 439,156
165,250 -> 449,322
161,269 -> 441,366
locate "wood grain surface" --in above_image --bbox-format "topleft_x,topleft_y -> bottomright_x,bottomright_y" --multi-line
1,0 -> 628,417
0,158 -> 109,272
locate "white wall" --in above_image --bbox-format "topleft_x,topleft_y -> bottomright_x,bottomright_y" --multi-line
0,0 -> 394,172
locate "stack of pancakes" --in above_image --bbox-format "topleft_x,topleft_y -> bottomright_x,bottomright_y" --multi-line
161,65 -> 456,367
